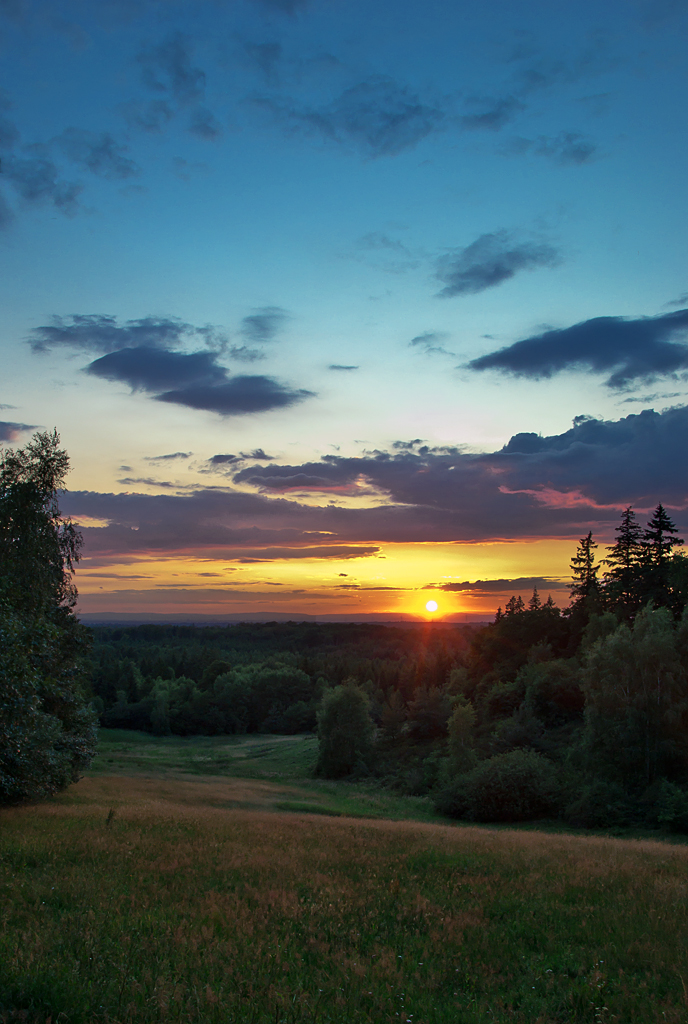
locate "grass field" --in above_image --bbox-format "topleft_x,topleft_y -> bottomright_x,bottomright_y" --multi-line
3,760 -> 688,1024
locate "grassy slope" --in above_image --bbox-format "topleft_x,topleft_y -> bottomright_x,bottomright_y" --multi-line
3,775 -> 688,1023
91,730 -> 445,823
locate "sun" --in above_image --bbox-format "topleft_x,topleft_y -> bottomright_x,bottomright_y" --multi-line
425,600 -> 439,613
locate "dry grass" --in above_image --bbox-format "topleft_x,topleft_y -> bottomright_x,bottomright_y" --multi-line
2,775 -> 688,1023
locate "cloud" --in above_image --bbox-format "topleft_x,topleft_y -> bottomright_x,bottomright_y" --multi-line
436,231 -> 561,297
137,32 -> 206,105
425,577 -> 567,593
1,152 -> 81,215
54,128 -> 140,179
29,314 -> 215,355
241,448 -> 274,460
210,453 -> 240,465
329,364 -> 359,371
228,345 -> 266,362
60,404 -> 688,563
239,306 -> 289,343
156,375 -> 313,415
0,421 -> 36,442
409,331 -> 453,356
233,405 -> 688,533
121,99 -> 174,134
460,96 -> 524,131
254,76 -> 445,158
144,452 -> 192,462
80,343 -> 313,416
667,293 -> 688,308
504,131 -> 597,165
188,107 -> 222,140
133,31 -> 220,140
467,308 -> 688,389
85,346 -> 227,391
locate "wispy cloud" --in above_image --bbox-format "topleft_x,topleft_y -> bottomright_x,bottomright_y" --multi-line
239,306 -> 289,343
436,230 -> 561,297
409,331 -> 454,356
503,131 -> 597,165
29,314 -> 219,355
253,75 -> 446,158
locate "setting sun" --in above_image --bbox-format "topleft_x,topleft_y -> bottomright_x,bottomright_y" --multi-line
425,600 -> 439,613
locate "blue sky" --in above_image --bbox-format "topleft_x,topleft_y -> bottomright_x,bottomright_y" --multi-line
2,0 -> 687,620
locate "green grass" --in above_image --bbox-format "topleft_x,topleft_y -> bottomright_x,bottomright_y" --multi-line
91,730 -> 445,823
92,728 -> 320,780
3,775 -> 688,1023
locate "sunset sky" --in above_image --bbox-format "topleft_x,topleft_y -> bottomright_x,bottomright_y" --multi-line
2,0 -> 687,622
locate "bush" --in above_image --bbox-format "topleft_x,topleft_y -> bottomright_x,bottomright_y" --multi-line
435,749 -> 560,822
655,780 -> 688,833
563,778 -> 633,829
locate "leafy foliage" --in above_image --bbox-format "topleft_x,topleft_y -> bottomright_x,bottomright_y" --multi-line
0,431 -> 96,803
315,680 -> 375,778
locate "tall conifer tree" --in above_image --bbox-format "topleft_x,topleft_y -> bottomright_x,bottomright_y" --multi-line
603,506 -> 644,619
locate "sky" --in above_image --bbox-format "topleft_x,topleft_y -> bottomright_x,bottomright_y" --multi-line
1,0 -> 688,622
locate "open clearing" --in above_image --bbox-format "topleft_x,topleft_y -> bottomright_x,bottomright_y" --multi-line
3,768 -> 688,1023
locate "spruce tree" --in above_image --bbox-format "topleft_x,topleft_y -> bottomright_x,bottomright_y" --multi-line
640,504 -> 684,610
603,506 -> 644,619
569,531 -> 600,605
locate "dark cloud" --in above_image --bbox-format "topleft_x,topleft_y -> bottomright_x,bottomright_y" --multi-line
468,308 -> 688,389
133,32 -> 220,141
409,331 -> 453,356
460,96 -> 524,131
436,231 -> 561,297
232,405 -> 688,533
426,577 -> 567,593
29,314 -> 212,355
667,293 -> 688,308
254,76 -> 445,158
144,452 -> 192,462
121,99 -> 174,134
239,306 -> 289,343
54,128 -> 140,179
241,448 -> 275,460
1,152 -> 81,215
228,345 -> 266,362
137,32 -> 206,105
117,477 -> 180,488
85,346 -> 226,391
188,107 -> 222,140
0,421 -> 36,442
156,375 -> 313,415
210,453 -> 240,465
329,364 -> 358,371
60,406 -> 688,561
504,132 -> 597,165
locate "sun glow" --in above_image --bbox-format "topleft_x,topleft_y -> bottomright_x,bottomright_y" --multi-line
425,600 -> 439,613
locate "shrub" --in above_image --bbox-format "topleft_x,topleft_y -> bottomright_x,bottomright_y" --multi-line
435,749 -> 560,822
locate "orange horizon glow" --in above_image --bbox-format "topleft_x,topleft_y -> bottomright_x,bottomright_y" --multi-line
73,537 -> 575,618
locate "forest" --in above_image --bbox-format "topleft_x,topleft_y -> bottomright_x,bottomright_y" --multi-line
87,502 -> 688,832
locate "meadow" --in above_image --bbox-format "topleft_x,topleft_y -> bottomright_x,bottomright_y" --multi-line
3,735 -> 688,1023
